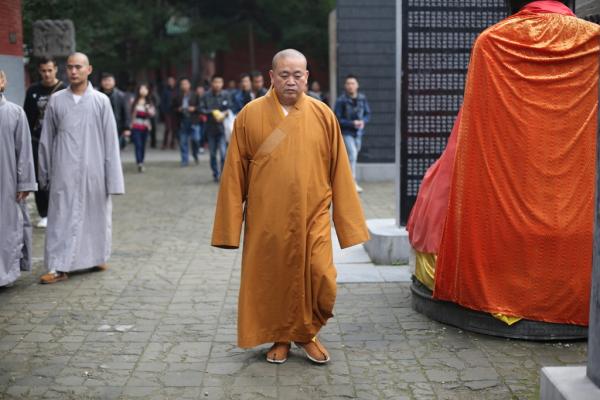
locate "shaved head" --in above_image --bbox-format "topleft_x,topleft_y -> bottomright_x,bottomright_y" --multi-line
272,49 -> 307,71
269,49 -> 309,106
66,52 -> 93,90
67,52 -> 90,66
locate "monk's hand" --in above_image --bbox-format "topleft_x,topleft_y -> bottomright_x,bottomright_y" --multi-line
16,191 -> 29,202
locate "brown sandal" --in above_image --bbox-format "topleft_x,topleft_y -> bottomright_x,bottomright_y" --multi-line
40,272 -> 68,284
266,342 -> 291,364
295,337 -> 330,364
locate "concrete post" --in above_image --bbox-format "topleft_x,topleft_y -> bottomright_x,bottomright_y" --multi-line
588,57 -> 600,387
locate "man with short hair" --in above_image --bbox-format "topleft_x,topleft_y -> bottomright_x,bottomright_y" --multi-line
174,78 -> 200,166
250,70 -> 268,99
99,72 -> 130,149
212,49 -> 369,364
199,75 -> 231,181
334,75 -> 371,193
232,73 -> 253,114
23,57 -> 66,228
38,52 -> 125,284
0,69 -> 37,287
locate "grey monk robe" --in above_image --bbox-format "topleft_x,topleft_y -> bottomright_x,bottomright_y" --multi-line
38,83 -> 124,272
0,95 -> 37,286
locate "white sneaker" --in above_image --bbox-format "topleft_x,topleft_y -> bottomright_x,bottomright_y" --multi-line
355,183 -> 363,193
37,217 -> 48,228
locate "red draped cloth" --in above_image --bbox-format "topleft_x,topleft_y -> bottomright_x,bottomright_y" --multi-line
407,1 -> 600,325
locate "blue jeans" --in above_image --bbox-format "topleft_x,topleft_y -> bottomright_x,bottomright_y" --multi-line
131,128 -> 148,164
179,118 -> 198,165
207,133 -> 227,179
343,134 -> 362,179
192,123 -> 203,158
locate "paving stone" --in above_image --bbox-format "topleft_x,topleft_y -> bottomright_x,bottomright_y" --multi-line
0,150 -> 588,399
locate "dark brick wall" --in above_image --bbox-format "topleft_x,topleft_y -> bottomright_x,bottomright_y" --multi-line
336,0 -> 396,163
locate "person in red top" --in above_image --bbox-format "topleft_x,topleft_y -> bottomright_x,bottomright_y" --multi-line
408,0 -> 599,327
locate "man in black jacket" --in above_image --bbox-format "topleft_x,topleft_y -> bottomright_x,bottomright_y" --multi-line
99,73 -> 130,149
23,57 -> 66,228
173,78 -> 201,166
200,76 -> 232,182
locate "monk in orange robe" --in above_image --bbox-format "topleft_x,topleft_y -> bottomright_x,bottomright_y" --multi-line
408,0 -> 600,326
212,49 -> 369,363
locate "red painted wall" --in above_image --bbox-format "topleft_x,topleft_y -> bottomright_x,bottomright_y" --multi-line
0,0 -> 24,57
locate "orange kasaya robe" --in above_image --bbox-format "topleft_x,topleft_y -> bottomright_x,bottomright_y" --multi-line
408,4 -> 600,326
211,88 -> 369,348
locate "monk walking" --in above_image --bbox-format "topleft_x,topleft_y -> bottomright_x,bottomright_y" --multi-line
0,70 -> 37,287
38,53 -> 125,284
212,49 -> 369,364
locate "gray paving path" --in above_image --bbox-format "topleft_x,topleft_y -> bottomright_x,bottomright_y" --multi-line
0,151 -> 588,399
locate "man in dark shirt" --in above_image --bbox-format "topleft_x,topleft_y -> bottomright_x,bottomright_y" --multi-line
23,57 -> 66,228
99,73 -> 131,149
250,70 -> 268,99
160,76 -> 178,150
173,78 -> 200,166
232,73 -> 253,114
334,74 -> 371,193
200,75 -> 232,182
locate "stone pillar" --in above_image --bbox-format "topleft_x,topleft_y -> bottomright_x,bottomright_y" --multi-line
588,58 -> 600,387
32,20 -> 76,84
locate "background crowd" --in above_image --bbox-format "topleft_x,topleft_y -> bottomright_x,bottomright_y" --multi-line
21,56 -> 372,231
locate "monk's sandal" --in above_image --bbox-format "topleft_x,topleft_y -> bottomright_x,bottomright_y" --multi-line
266,342 -> 291,364
295,337 -> 330,364
40,272 -> 68,284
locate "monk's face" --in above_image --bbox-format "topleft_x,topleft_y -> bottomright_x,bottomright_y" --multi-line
0,72 -> 5,92
66,54 -> 92,86
270,57 -> 309,106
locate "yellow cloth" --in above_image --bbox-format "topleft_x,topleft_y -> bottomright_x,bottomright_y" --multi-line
211,89 -> 370,348
414,251 -> 522,325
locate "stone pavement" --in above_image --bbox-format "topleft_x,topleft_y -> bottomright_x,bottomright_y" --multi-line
0,148 -> 588,399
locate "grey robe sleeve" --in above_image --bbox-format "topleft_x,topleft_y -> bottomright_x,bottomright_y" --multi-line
102,96 -> 125,195
38,97 -> 56,190
15,107 -> 38,193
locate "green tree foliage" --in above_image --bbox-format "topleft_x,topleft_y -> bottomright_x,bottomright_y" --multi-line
22,0 -> 335,79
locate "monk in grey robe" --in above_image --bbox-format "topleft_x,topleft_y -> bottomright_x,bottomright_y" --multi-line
38,53 -> 125,284
0,70 -> 37,287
